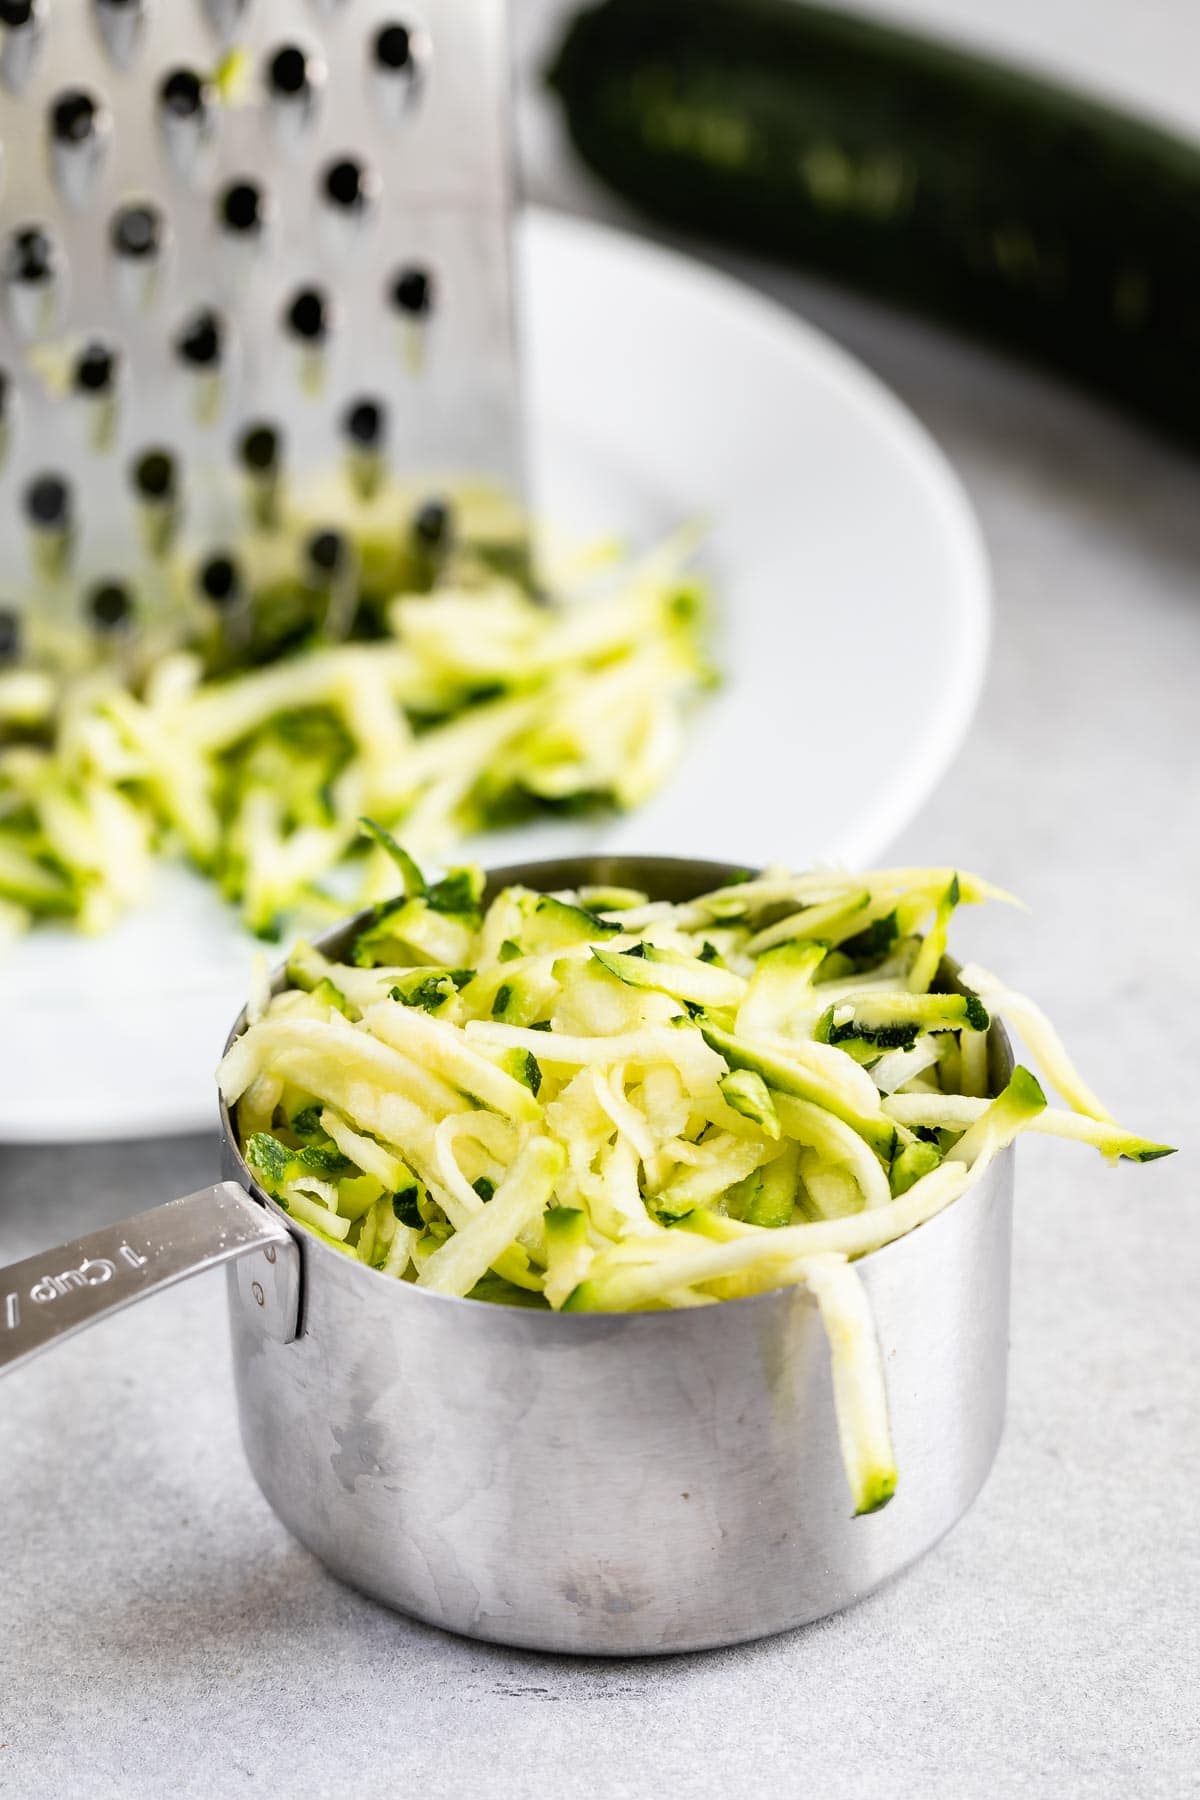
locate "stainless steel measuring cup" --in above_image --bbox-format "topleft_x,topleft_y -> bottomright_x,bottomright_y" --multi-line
0,856 -> 1014,1655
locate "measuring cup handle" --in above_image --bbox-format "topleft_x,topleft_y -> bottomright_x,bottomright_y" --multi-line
0,1181 -> 299,1377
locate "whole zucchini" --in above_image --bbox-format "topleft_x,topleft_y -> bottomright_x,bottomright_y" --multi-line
547,0 -> 1200,447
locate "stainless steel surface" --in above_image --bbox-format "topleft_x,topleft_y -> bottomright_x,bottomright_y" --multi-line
0,854 -> 1015,1654
228,1145 -> 1013,1655
0,1178 -> 297,1375
0,0 -> 525,654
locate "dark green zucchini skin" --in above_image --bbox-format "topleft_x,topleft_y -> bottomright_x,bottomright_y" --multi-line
547,0 -> 1200,447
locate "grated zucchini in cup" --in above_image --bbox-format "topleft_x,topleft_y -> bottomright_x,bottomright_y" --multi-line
220,831 -> 1174,1516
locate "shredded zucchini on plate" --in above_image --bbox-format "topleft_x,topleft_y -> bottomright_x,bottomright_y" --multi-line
221,833 -> 1173,1515
0,534 -> 710,937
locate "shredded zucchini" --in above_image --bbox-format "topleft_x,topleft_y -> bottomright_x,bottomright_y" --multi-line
222,837 -> 1173,1514
0,533 -> 710,939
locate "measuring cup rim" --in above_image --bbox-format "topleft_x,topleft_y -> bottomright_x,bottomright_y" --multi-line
218,853 -> 1015,1324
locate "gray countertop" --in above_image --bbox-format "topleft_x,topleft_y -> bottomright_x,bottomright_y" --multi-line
3,5 -> 1198,1795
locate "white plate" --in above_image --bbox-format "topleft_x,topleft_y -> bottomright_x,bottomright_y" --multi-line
1,209 -> 989,1143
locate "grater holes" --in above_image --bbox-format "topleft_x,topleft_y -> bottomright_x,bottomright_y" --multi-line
159,67 -> 212,120
285,285 -> 332,343
175,309 -> 227,422
373,24 -> 416,71
413,497 -> 452,549
24,471 -> 72,527
131,446 -> 180,555
218,178 -> 270,238
264,38 -> 324,143
284,287 -> 334,396
48,87 -> 112,208
75,341 -> 121,453
74,338 -> 119,395
175,307 -> 225,368
342,396 -> 386,447
87,579 -> 135,634
320,155 -> 379,219
370,21 -> 429,124
282,288 -> 331,394
238,421 -> 280,471
6,224 -> 57,286
159,66 -> 217,182
389,265 -> 433,317
5,224 -> 63,339
342,396 -> 388,499
0,0 -> 45,96
24,471 -> 74,580
267,44 -> 313,97
50,89 -> 106,145
111,201 -> 166,262
110,199 -> 168,311
0,0 -> 526,657
306,527 -> 356,638
173,313 -> 227,428
132,447 -> 177,500
238,420 -> 282,527
306,528 -> 346,572
198,551 -> 241,607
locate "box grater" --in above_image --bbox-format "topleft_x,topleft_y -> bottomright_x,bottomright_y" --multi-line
0,0 -> 525,667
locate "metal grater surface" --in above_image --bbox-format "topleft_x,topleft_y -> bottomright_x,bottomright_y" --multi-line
0,0 -> 524,664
